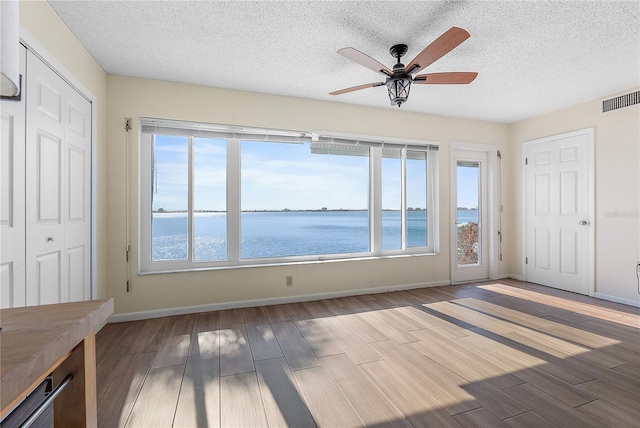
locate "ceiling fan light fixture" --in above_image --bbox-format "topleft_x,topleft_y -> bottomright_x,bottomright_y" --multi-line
331,28 -> 475,107
387,77 -> 411,107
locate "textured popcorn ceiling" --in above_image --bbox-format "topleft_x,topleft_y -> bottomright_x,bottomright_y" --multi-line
48,0 -> 639,123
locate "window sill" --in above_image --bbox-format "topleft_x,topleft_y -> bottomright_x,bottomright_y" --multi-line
138,251 -> 439,275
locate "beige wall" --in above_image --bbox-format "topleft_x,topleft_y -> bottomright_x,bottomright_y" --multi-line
19,0 -> 108,298
106,75 -> 510,316
22,0 -> 637,313
508,94 -> 640,305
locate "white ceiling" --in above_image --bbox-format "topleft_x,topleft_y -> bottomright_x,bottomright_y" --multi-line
47,0 -> 640,123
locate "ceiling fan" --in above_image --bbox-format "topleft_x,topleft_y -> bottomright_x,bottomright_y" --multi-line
330,27 -> 477,107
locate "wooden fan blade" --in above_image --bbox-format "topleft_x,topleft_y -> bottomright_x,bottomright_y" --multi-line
413,72 -> 478,84
406,27 -> 470,74
338,47 -> 393,76
330,82 -> 384,95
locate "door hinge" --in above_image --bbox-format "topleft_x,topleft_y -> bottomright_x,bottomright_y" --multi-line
525,257 -> 528,264
525,158 -> 528,165
126,280 -> 130,292
126,244 -> 130,263
125,117 -> 132,132
497,150 -> 502,159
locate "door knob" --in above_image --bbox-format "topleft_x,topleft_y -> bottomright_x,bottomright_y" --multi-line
578,220 -> 590,226
47,236 -> 54,242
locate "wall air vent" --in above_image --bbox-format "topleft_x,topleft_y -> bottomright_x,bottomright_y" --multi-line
602,90 -> 640,113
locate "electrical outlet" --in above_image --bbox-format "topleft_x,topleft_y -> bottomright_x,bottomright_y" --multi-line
286,276 -> 293,287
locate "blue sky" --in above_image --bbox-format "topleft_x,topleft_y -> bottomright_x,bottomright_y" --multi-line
152,136 -> 478,211
457,165 -> 479,209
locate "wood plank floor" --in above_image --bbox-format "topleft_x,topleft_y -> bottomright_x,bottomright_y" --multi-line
95,279 -> 640,427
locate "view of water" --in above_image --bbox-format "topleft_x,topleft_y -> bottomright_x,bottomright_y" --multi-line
152,209 -> 478,261
457,209 -> 479,224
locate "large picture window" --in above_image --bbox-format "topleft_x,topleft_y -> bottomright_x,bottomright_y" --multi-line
139,119 -> 438,273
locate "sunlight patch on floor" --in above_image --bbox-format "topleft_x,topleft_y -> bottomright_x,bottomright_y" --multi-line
478,283 -> 640,328
453,297 -> 621,348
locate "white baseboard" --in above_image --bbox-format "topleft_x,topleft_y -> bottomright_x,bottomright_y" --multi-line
507,274 -> 524,281
593,292 -> 640,308
491,274 -> 511,280
450,274 -> 517,285
108,280 -> 451,323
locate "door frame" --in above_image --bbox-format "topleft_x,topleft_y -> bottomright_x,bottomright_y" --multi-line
521,127 -> 595,296
20,28 -> 98,299
450,141 -> 500,283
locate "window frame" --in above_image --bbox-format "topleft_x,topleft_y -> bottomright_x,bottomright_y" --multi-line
139,119 -> 439,274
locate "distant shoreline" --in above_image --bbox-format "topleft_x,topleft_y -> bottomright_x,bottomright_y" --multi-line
152,208 -> 477,214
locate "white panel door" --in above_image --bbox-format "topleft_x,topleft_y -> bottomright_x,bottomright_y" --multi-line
0,46 -> 26,308
25,50 -> 92,305
525,131 -> 592,295
64,84 -> 91,301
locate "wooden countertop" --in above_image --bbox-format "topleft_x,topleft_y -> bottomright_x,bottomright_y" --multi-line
0,299 -> 114,416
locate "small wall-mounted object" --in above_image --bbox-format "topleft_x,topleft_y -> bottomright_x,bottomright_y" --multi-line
0,0 -> 21,100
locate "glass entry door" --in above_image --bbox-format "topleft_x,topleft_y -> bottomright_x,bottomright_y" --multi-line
452,150 -> 489,283
457,161 -> 480,266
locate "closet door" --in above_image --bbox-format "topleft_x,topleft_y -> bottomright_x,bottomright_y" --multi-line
25,51 -> 91,305
64,80 -> 92,301
0,46 -> 26,308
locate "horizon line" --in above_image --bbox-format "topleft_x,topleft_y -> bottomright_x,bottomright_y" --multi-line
152,207 -> 478,213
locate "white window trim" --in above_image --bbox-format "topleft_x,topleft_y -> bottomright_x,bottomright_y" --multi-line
227,138 -> 241,263
139,120 -> 439,274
